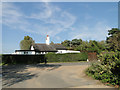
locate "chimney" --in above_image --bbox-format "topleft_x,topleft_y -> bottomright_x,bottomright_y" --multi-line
46,35 -> 50,45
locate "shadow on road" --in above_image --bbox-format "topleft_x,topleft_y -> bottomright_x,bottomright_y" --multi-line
2,64 -> 61,87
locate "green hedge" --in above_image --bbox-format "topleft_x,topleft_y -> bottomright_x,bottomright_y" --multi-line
2,52 -> 88,64
0,54 -> 2,65
86,52 -> 120,86
2,54 -> 45,64
45,52 -> 88,62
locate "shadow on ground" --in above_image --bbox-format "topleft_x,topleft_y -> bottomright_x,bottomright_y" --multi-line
2,64 -> 61,87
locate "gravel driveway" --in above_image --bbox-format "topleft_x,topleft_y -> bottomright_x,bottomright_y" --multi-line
2,62 -> 114,88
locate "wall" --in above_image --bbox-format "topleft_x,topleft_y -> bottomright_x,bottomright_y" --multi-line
57,50 -> 80,54
15,51 -> 35,55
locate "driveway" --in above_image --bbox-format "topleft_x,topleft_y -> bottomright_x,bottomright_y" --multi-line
2,62 -> 114,88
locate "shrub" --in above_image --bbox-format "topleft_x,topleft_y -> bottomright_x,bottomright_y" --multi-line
45,52 -> 88,62
2,52 -> 88,65
2,54 -> 45,64
86,52 -> 120,86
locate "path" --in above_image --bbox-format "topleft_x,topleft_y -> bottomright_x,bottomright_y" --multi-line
2,62 -> 114,88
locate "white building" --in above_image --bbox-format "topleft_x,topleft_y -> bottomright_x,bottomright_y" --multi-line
15,35 -> 80,54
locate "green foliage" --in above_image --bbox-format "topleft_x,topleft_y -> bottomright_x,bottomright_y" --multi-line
50,41 -> 54,45
86,52 -> 120,86
2,53 -> 88,65
106,28 -> 120,51
71,39 -> 82,47
0,54 -> 2,65
20,36 -> 35,50
61,39 -> 107,54
45,53 -> 88,62
2,55 -> 45,64
61,40 -> 71,47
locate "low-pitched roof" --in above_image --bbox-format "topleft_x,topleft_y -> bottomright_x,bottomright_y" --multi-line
33,43 -> 67,52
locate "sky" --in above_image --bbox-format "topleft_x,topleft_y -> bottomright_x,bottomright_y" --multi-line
2,2 -> 118,54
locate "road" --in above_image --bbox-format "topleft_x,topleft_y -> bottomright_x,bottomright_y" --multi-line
2,62 -> 114,88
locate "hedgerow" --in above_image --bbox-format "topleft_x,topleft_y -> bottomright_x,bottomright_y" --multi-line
45,52 -> 88,62
2,52 -> 88,64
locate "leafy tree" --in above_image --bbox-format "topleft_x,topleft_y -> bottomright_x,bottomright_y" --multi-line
20,36 -> 35,50
50,41 -> 54,45
71,39 -> 82,47
75,41 -> 89,51
61,40 -> 71,47
106,28 -> 120,51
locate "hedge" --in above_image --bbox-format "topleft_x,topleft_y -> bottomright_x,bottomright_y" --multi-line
2,52 -> 88,64
45,52 -> 88,62
2,54 -> 45,64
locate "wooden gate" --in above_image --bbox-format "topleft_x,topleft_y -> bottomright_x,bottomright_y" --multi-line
88,52 -> 97,61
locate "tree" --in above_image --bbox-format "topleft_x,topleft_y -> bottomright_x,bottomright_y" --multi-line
106,28 -> 120,51
61,40 -> 71,47
71,39 -> 82,47
20,36 -> 35,50
75,41 -> 88,51
50,41 -> 54,45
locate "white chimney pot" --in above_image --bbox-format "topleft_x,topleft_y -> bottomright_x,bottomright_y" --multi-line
46,35 -> 50,45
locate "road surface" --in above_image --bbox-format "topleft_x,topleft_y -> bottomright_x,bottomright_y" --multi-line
2,62 -> 114,88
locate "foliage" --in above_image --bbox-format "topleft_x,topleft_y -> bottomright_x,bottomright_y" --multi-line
45,52 -> 88,62
71,39 -> 82,48
61,39 -> 82,50
61,39 -> 106,54
50,41 -> 54,45
2,53 -> 88,65
20,36 -> 35,50
86,52 -> 120,86
0,54 -> 2,65
106,28 -> 120,51
2,54 -> 45,64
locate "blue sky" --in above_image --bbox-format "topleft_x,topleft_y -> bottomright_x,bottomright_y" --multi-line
2,2 -> 118,53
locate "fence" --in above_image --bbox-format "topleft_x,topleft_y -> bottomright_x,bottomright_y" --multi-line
88,52 -> 97,61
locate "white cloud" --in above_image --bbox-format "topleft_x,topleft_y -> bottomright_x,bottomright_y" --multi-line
71,21 -> 111,41
2,2 -> 76,39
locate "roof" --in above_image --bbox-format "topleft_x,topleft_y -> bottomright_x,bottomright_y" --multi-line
15,50 -> 35,52
51,44 -> 67,50
33,43 -> 67,52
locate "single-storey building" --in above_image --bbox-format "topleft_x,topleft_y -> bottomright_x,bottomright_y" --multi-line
14,35 -> 80,55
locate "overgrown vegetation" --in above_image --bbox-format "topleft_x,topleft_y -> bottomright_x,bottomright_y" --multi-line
85,28 -> 120,87
86,52 -> 120,86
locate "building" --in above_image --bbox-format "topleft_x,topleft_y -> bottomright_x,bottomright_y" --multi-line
14,35 -> 80,54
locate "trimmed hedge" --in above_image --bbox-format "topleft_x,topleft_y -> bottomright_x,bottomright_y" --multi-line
2,54 -> 45,64
86,52 -> 120,86
0,55 -> 2,64
2,52 -> 88,64
45,52 -> 88,62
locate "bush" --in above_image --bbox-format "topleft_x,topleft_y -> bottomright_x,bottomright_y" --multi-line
86,52 -> 120,86
2,54 -> 45,64
45,52 -> 88,62
2,52 -> 88,65
0,54 -> 2,65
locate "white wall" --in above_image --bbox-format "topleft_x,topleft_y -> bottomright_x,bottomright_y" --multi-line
15,51 -> 35,55
56,50 -> 80,54
31,46 -> 34,50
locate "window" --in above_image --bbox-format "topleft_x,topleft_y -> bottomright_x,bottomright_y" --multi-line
24,51 -> 28,54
